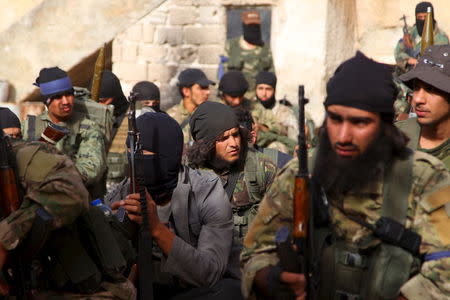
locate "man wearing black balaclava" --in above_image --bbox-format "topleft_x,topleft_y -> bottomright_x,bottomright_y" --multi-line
0,107 -> 21,139
240,51 -> 450,300
107,112 -> 236,300
223,10 -> 274,100
394,1 -> 448,74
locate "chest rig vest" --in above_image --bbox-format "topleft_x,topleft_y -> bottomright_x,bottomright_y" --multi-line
312,153 -> 422,300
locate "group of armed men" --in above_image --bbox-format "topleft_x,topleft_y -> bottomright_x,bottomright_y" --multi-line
0,1 -> 449,299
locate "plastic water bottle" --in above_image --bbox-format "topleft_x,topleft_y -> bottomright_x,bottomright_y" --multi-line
91,199 -> 113,217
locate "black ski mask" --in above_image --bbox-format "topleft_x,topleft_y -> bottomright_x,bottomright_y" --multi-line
415,2 -> 435,36
126,112 -> 183,204
243,24 -> 264,46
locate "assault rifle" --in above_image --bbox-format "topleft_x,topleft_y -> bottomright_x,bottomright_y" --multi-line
127,92 -> 154,300
39,122 -> 69,145
276,86 -> 314,299
0,131 -> 53,299
400,15 -> 413,50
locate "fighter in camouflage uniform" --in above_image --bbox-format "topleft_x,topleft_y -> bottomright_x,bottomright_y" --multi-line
241,52 -> 450,300
218,71 -> 284,152
167,68 -> 215,145
393,2 -> 448,117
396,44 -> 450,170
0,129 -> 134,298
224,11 -> 274,100
187,102 -> 276,285
22,67 -> 106,198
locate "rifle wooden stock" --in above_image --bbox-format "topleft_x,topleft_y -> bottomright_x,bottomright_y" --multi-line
293,177 -> 310,239
0,168 -> 21,216
39,123 -> 69,145
420,7 -> 434,55
400,15 -> 413,49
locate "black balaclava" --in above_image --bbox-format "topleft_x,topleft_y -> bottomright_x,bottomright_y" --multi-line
33,67 -> 74,105
243,24 -> 264,46
126,112 -> 183,203
98,70 -> 128,117
415,2 -> 435,36
0,108 -> 20,130
255,71 -> 277,109
325,51 -> 396,115
132,81 -> 161,111
190,102 -> 238,143
219,71 -> 249,97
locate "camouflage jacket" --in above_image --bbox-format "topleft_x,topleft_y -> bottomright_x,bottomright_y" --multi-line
394,24 -> 449,74
213,146 -> 277,279
241,153 -> 450,299
271,101 -> 299,141
396,117 -> 450,169
240,98 -> 282,136
22,111 -> 106,186
0,140 -> 89,251
167,100 -> 192,144
225,36 -> 275,99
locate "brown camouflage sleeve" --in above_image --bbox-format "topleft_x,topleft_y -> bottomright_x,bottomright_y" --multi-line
240,159 -> 297,298
401,153 -> 450,299
75,120 -> 107,185
0,142 -> 89,250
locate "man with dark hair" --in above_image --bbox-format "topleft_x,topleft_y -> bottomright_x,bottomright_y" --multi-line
233,106 -> 292,168
187,101 -> 276,284
22,67 -> 106,197
224,10 -> 274,99
107,112 -> 235,299
397,44 -> 450,169
241,52 -> 450,299
395,2 -> 448,74
0,107 -> 21,139
218,71 -> 284,151
167,68 -> 215,144
393,2 -> 449,118
132,81 -> 163,113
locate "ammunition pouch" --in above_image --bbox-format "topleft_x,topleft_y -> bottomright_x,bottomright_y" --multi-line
318,240 -> 420,300
232,204 -> 259,242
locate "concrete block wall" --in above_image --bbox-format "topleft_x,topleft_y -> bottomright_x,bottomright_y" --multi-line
112,0 -> 226,110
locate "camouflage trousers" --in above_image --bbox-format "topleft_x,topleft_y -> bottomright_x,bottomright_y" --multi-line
32,280 -> 136,300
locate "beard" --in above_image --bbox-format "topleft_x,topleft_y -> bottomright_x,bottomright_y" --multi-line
313,125 -> 396,196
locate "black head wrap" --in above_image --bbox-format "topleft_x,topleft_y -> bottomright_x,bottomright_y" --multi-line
415,2 -> 435,36
98,70 -> 128,117
0,108 -> 20,129
219,71 -> 249,97
126,112 -> 183,201
190,102 -> 238,143
243,24 -> 264,46
324,51 -> 396,114
132,81 -> 160,101
33,67 -> 74,104
255,71 -> 277,109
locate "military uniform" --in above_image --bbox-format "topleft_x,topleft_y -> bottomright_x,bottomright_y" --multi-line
214,147 -> 277,279
1,140 -> 135,299
241,153 -> 450,299
106,115 -> 128,192
167,101 -> 192,144
225,36 -> 274,99
396,117 -> 450,169
22,111 -> 107,190
394,25 -> 449,74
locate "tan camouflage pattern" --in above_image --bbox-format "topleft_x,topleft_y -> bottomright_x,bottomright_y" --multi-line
32,279 -> 136,300
167,100 -> 192,144
217,147 -> 277,242
272,102 -> 299,141
393,77 -> 413,116
241,151 -> 450,299
394,25 -> 449,74
225,36 -> 275,99
0,140 -> 89,251
106,116 -> 129,192
396,117 -> 450,170
22,111 -> 107,187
